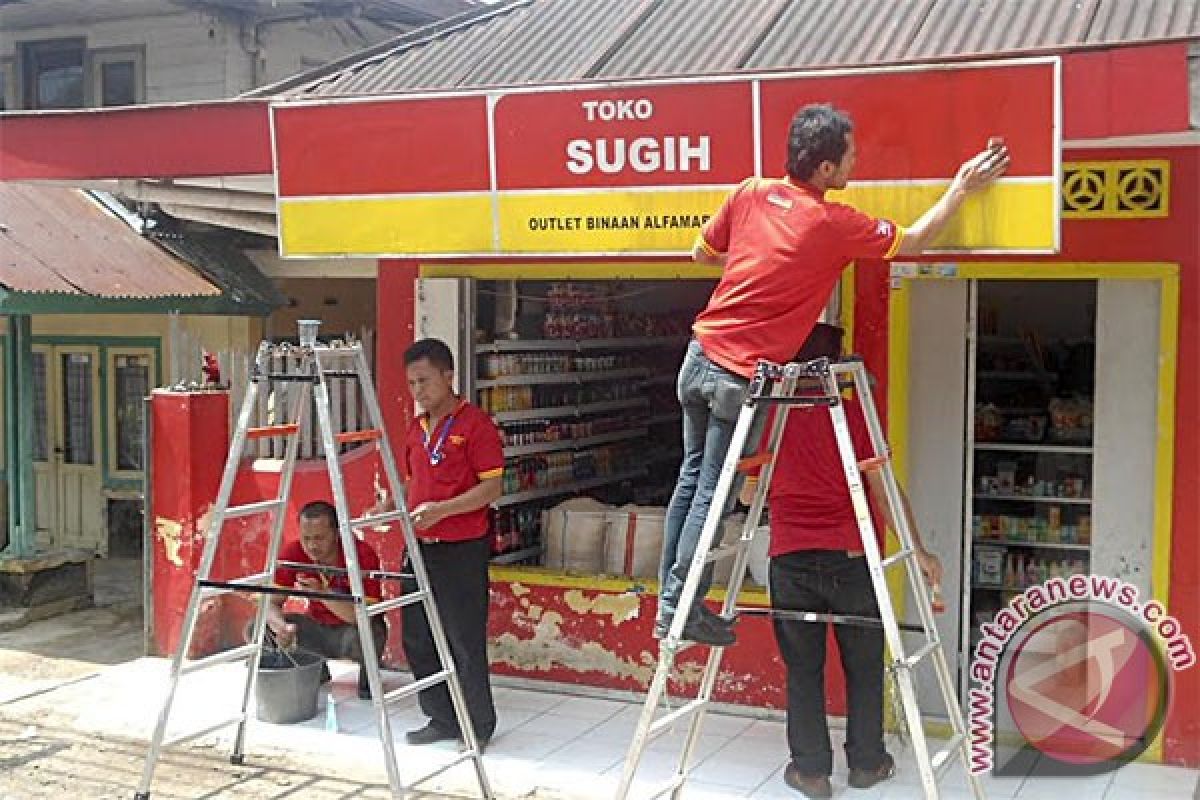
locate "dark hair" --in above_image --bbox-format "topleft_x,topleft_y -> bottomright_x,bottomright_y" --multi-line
404,338 -> 455,371
299,500 -> 338,529
786,104 -> 854,182
794,323 -> 844,363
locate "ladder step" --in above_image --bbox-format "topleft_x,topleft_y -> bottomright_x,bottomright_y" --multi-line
257,373 -> 317,383
224,499 -> 286,519
385,669 -> 452,703
881,548 -> 915,569
245,423 -> 299,440
902,641 -> 939,669
368,591 -> 427,617
857,455 -> 889,472
704,542 -> 743,564
199,571 -> 272,598
737,452 -> 773,473
181,644 -> 258,675
648,697 -> 708,736
931,732 -> 966,777
320,370 -> 360,378
351,510 -> 408,529
335,429 -> 382,445
164,714 -> 245,748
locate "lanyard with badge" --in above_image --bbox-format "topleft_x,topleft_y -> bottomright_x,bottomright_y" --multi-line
423,410 -> 457,466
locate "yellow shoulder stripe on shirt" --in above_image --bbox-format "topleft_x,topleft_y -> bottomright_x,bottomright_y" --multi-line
696,235 -> 721,257
478,468 -> 504,480
885,226 -> 906,260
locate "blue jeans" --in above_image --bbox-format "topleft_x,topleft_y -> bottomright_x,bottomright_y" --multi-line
658,340 -> 751,624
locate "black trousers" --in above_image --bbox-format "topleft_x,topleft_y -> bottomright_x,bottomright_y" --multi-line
770,549 -> 889,776
401,535 -> 496,740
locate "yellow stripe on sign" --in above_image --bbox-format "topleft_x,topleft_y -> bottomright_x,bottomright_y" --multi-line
278,195 -> 494,256
831,181 -> 1056,251
497,189 -> 731,253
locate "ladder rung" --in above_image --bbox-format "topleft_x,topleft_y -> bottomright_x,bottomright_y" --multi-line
351,510 -> 408,529
245,424 -> 299,440
199,571 -> 272,597
368,591 -> 426,617
257,373 -> 317,383
881,548 -> 915,569
164,714 -> 245,748
224,499 -> 286,519
384,669 -> 452,703
704,543 -> 741,564
335,429 -> 382,445
857,455 -> 889,471
737,452 -> 772,472
320,370 -> 360,378
931,733 -> 966,776
181,644 -> 258,675
902,641 -> 939,669
648,697 -> 708,736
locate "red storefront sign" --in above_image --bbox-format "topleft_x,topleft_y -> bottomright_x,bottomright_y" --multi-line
272,58 -> 1060,257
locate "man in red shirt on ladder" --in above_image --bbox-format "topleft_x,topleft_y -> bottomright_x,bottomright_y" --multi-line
657,103 -> 1007,645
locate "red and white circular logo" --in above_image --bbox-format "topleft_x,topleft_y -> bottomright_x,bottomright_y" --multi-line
1004,605 -> 1169,769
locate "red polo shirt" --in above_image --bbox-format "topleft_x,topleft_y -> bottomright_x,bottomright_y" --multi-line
275,538 -> 381,626
694,178 -> 902,378
402,400 -> 504,542
755,403 -> 888,558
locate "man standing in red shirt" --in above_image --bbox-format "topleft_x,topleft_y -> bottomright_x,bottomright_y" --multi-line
658,104 -> 1005,645
741,325 -> 943,799
267,500 -> 386,700
399,338 -> 504,747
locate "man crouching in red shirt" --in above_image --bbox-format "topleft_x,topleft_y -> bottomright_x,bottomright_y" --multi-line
741,325 -> 943,799
399,338 -> 504,748
266,500 -> 387,700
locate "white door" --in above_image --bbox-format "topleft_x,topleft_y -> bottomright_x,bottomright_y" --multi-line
33,345 -> 105,554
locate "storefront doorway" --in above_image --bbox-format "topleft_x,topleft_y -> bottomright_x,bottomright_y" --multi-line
898,263 -> 1179,714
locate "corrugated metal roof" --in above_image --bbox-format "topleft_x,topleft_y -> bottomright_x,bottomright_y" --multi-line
459,0 -> 657,86
0,184 -> 220,299
905,0 -> 1096,60
597,0 -> 789,78
747,0 -> 935,70
268,0 -> 1199,99
1086,0 -> 1200,43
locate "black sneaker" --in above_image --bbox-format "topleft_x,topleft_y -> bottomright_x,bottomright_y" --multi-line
696,605 -> 734,630
654,613 -> 736,646
405,722 -> 459,745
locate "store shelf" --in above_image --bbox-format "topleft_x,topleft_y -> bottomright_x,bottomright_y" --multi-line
496,468 -> 647,507
490,546 -> 544,565
476,336 -> 688,353
648,411 -> 681,426
975,443 -> 1093,454
503,427 -> 647,458
972,538 -> 1090,552
491,398 -> 647,423
973,494 -> 1091,505
642,373 -> 677,387
477,368 -> 648,388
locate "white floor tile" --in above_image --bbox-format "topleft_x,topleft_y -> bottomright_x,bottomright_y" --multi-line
690,755 -> 782,792
1015,771 -> 1113,799
493,685 -> 568,713
523,710 -> 627,739
1104,785 -> 1197,800
551,695 -> 630,721
486,729 -> 570,761
1108,761 -> 1200,794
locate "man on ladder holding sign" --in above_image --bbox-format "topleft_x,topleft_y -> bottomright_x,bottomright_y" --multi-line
657,103 -> 1008,646
626,104 -> 1010,800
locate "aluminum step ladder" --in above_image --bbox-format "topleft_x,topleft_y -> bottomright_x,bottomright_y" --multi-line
615,356 -> 983,800
134,322 -> 493,800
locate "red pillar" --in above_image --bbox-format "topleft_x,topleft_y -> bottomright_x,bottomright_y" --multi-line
148,390 -> 229,656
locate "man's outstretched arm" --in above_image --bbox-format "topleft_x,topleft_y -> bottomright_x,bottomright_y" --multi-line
895,144 -> 1010,256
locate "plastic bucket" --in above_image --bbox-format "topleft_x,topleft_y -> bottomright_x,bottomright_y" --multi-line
254,648 -> 325,724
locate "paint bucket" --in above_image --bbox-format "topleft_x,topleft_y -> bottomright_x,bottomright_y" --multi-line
297,319 -> 321,348
254,648 -> 325,724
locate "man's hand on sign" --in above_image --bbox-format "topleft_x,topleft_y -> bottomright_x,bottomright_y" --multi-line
952,138 -> 1010,196
410,501 -> 446,531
